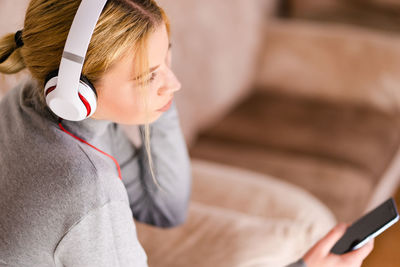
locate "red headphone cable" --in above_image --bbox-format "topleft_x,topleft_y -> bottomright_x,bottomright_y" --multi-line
58,118 -> 122,180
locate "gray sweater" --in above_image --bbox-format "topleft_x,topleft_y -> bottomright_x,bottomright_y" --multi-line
0,80 -> 305,267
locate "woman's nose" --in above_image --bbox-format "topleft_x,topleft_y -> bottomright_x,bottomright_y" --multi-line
158,69 -> 181,96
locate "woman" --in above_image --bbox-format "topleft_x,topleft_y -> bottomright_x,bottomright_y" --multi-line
0,0 -> 373,266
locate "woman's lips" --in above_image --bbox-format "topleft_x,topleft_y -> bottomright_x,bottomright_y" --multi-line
157,98 -> 173,112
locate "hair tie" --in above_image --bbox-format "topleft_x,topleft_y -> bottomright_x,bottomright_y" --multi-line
14,30 -> 24,48
0,30 -> 24,64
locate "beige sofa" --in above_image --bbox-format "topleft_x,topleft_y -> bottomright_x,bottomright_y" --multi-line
191,17 -> 400,223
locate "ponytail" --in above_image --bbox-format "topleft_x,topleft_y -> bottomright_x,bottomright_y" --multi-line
0,32 -> 26,74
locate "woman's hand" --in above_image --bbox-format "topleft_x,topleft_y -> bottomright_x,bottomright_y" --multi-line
303,223 -> 374,267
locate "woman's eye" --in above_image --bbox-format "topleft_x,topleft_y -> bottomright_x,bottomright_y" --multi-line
148,72 -> 157,83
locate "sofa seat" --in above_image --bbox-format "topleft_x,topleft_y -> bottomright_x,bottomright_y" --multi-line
135,159 -> 335,267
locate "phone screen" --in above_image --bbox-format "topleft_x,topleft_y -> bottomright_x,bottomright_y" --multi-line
330,198 -> 399,255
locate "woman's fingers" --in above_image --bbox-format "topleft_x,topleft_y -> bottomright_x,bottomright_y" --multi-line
341,239 -> 375,263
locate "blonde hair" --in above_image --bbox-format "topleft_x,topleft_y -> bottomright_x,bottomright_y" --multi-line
0,0 -> 170,190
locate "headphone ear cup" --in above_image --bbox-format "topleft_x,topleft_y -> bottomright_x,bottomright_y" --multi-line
44,76 -> 58,97
77,80 -> 97,118
43,70 -> 98,120
44,69 -> 59,96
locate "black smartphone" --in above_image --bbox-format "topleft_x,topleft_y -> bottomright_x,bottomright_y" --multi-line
330,197 -> 399,255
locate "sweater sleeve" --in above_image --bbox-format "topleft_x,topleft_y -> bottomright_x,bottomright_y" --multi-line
285,259 -> 307,267
53,201 -> 148,267
121,101 -> 192,228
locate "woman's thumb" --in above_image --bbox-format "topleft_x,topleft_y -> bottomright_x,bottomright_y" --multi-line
319,223 -> 348,254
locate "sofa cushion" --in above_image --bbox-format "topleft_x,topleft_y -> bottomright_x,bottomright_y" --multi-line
135,159 -> 335,267
255,19 -> 400,114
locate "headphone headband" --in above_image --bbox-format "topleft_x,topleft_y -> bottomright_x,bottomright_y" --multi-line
56,0 -> 108,106
45,0 -> 108,121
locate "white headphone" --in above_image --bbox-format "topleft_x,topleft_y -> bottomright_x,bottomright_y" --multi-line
44,0 -> 109,121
